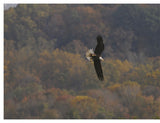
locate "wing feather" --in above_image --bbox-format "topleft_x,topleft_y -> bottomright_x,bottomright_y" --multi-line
93,57 -> 104,81
94,35 -> 104,56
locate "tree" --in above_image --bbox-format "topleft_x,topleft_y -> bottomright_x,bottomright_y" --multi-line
70,96 -> 102,118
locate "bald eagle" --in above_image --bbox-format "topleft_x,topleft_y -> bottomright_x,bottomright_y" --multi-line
86,35 -> 104,81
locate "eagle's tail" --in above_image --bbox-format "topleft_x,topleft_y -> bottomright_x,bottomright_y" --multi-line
86,49 -> 95,62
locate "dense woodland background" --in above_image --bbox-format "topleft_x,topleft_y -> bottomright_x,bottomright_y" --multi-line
4,4 -> 160,119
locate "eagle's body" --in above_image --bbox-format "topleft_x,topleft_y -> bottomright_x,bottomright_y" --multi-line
86,35 -> 104,81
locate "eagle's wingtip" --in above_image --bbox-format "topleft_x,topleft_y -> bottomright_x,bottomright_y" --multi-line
99,77 -> 104,81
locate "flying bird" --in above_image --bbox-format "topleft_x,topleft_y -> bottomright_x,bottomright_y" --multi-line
86,35 -> 104,81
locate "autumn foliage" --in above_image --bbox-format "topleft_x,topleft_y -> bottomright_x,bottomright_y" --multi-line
4,4 -> 160,119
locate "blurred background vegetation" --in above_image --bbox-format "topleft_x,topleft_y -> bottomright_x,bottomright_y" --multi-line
4,4 -> 160,119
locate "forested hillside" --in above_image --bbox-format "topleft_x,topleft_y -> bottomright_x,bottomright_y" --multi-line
4,4 -> 160,119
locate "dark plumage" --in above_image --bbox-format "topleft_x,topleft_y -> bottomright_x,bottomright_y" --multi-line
93,56 -> 104,81
93,35 -> 104,81
86,35 -> 104,81
94,35 -> 104,56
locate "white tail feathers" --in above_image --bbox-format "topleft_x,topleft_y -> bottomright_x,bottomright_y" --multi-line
86,49 -> 94,61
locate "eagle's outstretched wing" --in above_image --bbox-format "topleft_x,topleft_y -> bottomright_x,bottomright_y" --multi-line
94,35 -> 104,56
93,57 -> 104,81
